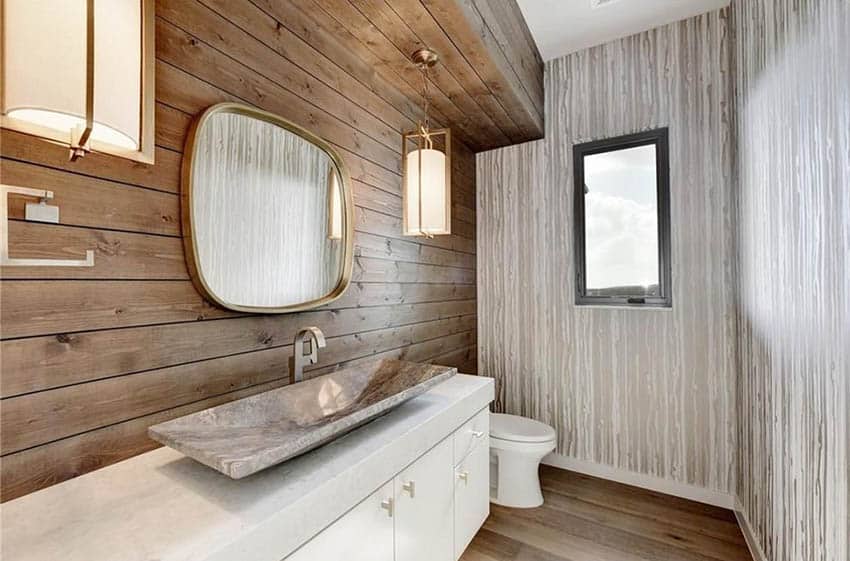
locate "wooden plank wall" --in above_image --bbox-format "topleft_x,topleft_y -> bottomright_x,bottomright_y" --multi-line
0,0 -> 497,501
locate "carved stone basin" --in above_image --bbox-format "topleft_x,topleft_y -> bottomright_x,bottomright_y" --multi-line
148,359 -> 456,478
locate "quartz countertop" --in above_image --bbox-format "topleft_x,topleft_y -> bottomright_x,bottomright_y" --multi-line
0,374 -> 494,561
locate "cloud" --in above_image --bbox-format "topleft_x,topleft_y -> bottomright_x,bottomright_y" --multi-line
585,192 -> 659,289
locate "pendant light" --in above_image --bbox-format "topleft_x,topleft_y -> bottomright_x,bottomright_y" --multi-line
402,48 -> 451,237
1,0 -> 155,163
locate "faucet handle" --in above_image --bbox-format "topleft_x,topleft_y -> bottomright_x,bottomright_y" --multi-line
300,326 -> 326,348
299,327 -> 325,365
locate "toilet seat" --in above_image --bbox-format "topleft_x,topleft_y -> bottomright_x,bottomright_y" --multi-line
490,413 -> 556,443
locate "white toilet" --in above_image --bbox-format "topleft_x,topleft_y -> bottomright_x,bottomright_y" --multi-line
489,413 -> 557,508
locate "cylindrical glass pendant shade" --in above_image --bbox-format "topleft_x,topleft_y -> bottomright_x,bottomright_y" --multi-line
405,148 -> 448,235
402,126 -> 451,237
2,0 -> 145,154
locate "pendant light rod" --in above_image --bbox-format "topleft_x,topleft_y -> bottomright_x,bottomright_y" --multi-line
411,48 -> 439,134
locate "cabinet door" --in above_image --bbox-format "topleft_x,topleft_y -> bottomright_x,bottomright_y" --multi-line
453,438 -> 490,560
395,438 -> 454,561
284,481 -> 394,561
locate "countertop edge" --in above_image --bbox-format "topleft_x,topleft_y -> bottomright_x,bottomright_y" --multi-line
1,374 -> 495,561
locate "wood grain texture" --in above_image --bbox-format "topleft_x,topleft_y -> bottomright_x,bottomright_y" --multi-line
0,0 -> 506,500
424,0 -> 543,142
0,296 -> 476,398
459,466 -> 753,561
476,11 -> 737,494
731,1 -> 850,560
298,0 -> 543,149
0,333 -> 477,501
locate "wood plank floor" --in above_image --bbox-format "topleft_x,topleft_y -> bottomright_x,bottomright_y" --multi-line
460,466 -> 753,561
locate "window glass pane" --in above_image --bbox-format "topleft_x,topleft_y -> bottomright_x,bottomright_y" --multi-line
583,144 -> 659,296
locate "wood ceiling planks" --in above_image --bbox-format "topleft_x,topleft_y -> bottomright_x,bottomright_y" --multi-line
421,0 -> 544,146
305,0 -> 544,150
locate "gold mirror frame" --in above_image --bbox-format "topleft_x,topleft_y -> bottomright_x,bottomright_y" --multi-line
181,102 -> 354,314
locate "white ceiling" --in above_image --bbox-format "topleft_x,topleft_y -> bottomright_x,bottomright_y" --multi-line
517,0 -> 731,61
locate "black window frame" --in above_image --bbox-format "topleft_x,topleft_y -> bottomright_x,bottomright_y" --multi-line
573,128 -> 672,308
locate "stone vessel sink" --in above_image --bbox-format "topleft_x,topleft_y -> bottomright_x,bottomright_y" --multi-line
148,359 -> 456,478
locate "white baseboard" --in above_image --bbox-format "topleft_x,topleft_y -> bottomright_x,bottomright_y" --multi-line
542,453 -> 736,510
734,499 -> 769,561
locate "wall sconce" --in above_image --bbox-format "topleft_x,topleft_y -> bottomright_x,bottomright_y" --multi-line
402,48 -> 451,237
1,0 -> 155,163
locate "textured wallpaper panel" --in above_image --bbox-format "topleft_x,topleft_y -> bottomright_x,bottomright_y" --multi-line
732,0 -> 850,560
477,10 -> 737,493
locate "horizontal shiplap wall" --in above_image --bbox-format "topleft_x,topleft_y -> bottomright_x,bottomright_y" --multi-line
477,10 -> 737,493
0,0 -> 478,501
732,0 -> 850,560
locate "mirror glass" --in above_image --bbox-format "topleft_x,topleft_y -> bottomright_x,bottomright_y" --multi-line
184,104 -> 352,312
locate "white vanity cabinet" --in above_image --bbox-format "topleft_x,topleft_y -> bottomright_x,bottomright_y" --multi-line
284,481 -> 395,561
284,407 -> 490,561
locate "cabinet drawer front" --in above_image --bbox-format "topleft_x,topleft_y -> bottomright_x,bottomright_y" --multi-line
453,436 -> 490,560
453,407 -> 489,466
284,481 -> 394,561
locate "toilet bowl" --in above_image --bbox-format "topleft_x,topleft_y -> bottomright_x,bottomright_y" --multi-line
489,413 -> 556,508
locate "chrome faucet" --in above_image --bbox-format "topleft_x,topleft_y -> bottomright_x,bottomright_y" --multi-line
289,326 -> 326,384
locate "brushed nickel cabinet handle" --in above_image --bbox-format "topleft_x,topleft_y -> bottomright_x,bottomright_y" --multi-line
402,480 -> 416,498
472,430 -> 485,438
381,498 -> 394,517
458,471 -> 469,484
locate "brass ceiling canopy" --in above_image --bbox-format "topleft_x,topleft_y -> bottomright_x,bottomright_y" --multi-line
411,48 -> 439,69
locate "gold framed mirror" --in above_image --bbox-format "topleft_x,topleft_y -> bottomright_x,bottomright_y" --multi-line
181,103 -> 354,313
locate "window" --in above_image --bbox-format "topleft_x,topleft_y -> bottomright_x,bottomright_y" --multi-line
573,128 -> 672,307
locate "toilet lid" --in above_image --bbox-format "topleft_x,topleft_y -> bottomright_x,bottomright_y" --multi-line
490,413 -> 556,443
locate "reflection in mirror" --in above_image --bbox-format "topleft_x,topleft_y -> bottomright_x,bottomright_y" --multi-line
184,104 -> 353,312
328,170 -> 343,241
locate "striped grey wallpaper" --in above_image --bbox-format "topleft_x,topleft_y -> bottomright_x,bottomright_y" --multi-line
478,2 -> 849,560
732,1 -> 849,560
477,10 -> 737,495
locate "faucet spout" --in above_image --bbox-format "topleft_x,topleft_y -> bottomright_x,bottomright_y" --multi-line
289,326 -> 326,384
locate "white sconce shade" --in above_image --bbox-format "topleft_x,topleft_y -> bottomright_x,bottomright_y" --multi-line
1,0 -> 154,162
402,128 -> 451,237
